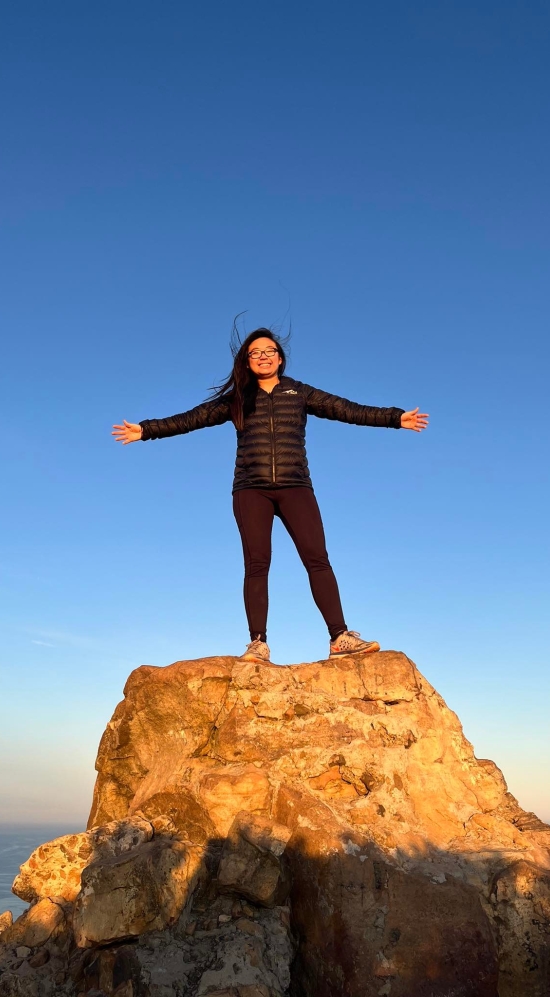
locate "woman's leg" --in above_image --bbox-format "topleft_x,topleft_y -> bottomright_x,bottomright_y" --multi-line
232,489 -> 275,641
276,488 -> 347,641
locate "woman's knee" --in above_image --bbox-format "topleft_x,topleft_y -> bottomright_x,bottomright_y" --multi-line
299,548 -> 331,572
244,554 -> 272,577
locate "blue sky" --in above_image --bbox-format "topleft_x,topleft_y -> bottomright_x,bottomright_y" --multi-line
1,0 -> 549,826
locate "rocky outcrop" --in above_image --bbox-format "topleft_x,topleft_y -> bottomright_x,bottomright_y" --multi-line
12,819 -> 154,905
1,650 -> 549,997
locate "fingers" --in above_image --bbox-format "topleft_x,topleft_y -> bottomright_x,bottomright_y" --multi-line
112,420 -> 140,444
112,429 -> 134,442
406,411 -> 430,431
402,413 -> 429,432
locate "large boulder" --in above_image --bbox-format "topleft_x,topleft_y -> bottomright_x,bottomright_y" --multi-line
84,651 -> 550,995
11,817 -> 153,904
278,801 -> 499,996
489,860 -> 550,996
0,899 -> 67,950
1,650 -> 549,996
217,812 -> 292,907
73,837 -> 202,946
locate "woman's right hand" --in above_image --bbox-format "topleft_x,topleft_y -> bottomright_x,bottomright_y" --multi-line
112,420 -> 142,444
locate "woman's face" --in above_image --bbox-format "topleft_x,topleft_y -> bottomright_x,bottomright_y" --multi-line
246,337 -> 282,379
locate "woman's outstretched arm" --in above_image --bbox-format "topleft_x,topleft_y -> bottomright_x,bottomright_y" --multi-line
112,397 -> 232,444
303,383 -> 428,432
304,383 -> 404,428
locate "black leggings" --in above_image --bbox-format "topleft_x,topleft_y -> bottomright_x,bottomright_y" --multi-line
232,486 -> 347,642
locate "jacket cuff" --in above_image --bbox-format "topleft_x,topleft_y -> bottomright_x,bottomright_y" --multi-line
393,408 -> 405,428
139,420 -> 152,441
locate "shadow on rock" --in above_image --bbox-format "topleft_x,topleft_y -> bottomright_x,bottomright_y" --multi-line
1,650 -> 549,997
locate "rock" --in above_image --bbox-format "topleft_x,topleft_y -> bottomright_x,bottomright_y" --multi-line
67,938 -> 149,994
14,947 -> 31,959
238,988 -> 273,997
199,767 -> 272,836
112,984 -> 134,997
235,917 -> 263,936
196,907 -> 292,995
88,658 -> 233,827
490,860 -> 550,996
217,813 -> 291,907
1,898 -> 67,949
239,988 -> 273,997
287,833 -> 499,996
12,816 -> 153,904
0,912 -> 13,936
2,649 -> 549,996
73,836 -> 202,946
202,989 -> 274,997
13,962 -> 33,979
27,950 -> 49,969
133,789 -> 216,845
83,650 -> 550,995
0,976 -> 39,997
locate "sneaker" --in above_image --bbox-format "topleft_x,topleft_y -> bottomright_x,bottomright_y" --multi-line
329,630 -> 380,657
240,638 -> 271,663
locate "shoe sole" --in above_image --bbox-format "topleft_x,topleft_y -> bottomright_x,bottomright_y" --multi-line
330,643 -> 380,657
240,653 -> 271,664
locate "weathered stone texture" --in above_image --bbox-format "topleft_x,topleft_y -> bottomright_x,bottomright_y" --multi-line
73,837 -> 202,947
1,649 -> 549,996
12,817 -> 153,905
217,813 -> 292,907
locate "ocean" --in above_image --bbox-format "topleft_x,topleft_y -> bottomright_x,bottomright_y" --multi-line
0,823 -> 82,920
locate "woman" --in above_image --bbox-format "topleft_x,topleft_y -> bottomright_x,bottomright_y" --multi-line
113,328 -> 428,662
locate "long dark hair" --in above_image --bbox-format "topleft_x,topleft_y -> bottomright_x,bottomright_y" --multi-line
210,320 -> 289,430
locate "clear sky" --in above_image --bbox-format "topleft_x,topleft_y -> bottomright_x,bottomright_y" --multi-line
1,0 -> 549,827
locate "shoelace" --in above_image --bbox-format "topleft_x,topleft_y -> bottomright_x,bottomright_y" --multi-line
333,631 -> 361,643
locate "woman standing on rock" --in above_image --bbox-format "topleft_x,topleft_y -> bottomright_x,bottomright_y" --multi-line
113,328 -> 428,663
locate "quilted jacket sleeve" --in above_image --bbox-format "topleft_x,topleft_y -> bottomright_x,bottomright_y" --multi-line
139,397 -> 232,441
304,383 -> 404,429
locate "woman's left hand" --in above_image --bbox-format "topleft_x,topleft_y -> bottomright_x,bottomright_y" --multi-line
401,408 -> 429,432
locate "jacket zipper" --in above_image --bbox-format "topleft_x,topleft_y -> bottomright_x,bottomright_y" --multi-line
269,392 -> 276,483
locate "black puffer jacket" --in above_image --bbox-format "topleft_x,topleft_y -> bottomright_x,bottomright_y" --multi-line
139,376 -> 404,492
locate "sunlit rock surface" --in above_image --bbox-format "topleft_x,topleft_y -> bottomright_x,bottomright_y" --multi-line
1,650 -> 549,996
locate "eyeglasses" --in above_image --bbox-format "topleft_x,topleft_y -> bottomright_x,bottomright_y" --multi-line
247,347 -> 279,359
